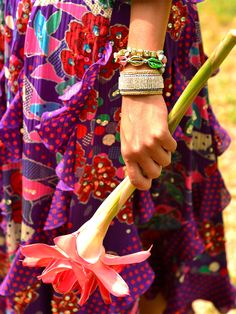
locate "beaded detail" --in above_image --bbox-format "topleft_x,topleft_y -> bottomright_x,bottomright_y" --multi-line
114,47 -> 167,73
118,70 -> 164,95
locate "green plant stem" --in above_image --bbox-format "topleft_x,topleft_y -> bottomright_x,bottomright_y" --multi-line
168,29 -> 236,134
93,30 -> 236,223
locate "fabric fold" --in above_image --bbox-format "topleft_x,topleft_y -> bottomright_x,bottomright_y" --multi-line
0,89 -> 23,164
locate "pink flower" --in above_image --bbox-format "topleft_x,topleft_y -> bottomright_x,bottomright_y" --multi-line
21,223 -> 151,305
22,177 -> 150,304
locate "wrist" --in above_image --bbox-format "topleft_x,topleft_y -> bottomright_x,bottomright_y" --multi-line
121,64 -> 149,72
122,94 -> 165,102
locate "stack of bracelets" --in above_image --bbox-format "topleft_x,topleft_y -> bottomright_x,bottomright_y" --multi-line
114,47 -> 167,96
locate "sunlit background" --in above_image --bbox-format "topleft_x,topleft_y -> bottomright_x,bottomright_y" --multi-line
140,3 -> 236,313
199,0 -> 236,292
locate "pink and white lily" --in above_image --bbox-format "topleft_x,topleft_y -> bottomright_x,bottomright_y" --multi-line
21,178 -> 150,305
21,228 -> 151,305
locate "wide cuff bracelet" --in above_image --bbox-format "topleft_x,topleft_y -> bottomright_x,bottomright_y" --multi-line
118,71 -> 164,96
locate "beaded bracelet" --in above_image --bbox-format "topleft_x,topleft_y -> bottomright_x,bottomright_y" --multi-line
117,55 -> 166,72
114,47 -> 167,60
114,47 -> 167,73
118,70 -> 164,96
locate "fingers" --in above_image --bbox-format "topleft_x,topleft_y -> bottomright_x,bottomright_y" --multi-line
125,161 -> 152,190
150,148 -> 172,168
137,155 -> 163,179
158,130 -> 177,152
121,138 -> 174,190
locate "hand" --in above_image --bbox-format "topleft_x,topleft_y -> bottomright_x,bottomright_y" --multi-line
120,94 -> 177,190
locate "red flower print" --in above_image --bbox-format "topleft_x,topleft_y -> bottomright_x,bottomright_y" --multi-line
167,1 -> 188,41
156,204 -> 182,222
0,252 -> 8,278
204,162 -> 217,177
61,13 -> 110,79
61,49 -> 91,77
10,171 -> 22,196
8,55 -> 23,94
65,21 -> 87,53
74,141 -> 86,170
76,155 -> 119,203
51,292 -> 79,314
5,25 -> 13,44
100,25 -> 129,79
16,0 -> 32,34
113,107 -> 121,133
82,12 -> 110,38
78,89 -> 98,121
11,203 -> 22,224
117,197 -> 134,225
164,77 -> 173,100
200,221 -> 225,256
13,283 -> 40,313
7,171 -> 23,224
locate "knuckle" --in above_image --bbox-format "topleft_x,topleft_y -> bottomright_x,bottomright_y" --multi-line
122,145 -> 142,159
131,145 -> 142,156
144,138 -> 155,150
154,129 -> 168,141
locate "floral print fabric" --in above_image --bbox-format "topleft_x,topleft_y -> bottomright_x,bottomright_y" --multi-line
0,0 -> 236,313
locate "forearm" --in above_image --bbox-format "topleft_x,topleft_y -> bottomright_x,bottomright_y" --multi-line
128,0 -> 172,50
120,0 -> 175,190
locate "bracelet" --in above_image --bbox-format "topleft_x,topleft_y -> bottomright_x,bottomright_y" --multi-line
118,70 -> 164,96
117,55 -> 166,72
119,89 -> 163,96
114,47 -> 167,73
114,47 -> 167,60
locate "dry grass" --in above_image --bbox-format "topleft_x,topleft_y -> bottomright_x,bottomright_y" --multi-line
191,2 -> 236,313
199,1 -> 236,124
199,0 -> 236,290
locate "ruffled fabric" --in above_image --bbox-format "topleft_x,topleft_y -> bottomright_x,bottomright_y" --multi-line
0,75 -> 23,164
0,1 -> 7,309
37,43 -> 112,189
0,1 -> 32,312
0,0 -> 235,313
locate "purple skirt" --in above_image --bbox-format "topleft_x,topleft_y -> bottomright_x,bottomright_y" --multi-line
0,0 -> 235,313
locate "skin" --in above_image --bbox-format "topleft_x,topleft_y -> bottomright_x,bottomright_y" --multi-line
120,0 -> 176,191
